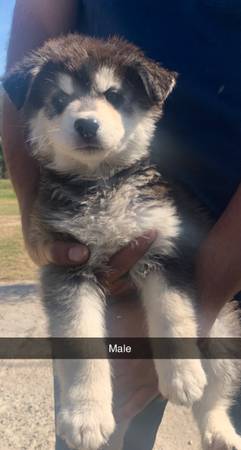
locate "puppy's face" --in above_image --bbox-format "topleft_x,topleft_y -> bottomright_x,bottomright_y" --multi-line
4,35 -> 176,174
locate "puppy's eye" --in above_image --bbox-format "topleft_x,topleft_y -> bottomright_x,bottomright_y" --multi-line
104,89 -> 123,108
51,92 -> 70,113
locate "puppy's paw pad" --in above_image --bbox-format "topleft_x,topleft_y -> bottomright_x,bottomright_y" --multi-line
158,360 -> 207,406
57,405 -> 115,450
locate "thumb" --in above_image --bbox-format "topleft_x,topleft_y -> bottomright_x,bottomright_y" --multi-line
43,241 -> 90,266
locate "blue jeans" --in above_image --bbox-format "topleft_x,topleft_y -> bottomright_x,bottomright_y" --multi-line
123,397 -> 167,450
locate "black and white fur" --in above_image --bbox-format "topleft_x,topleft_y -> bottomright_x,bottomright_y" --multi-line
3,34 -> 241,450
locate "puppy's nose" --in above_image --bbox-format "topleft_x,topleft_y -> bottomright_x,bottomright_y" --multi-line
74,118 -> 99,140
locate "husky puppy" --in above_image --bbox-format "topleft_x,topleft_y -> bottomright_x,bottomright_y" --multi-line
4,34 -> 241,450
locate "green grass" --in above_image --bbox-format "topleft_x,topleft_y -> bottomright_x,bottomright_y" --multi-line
0,180 -> 17,202
0,190 -> 17,199
0,179 -> 13,189
0,199 -> 19,215
0,180 -> 37,282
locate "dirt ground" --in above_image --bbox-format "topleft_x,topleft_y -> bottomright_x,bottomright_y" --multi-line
0,282 -> 202,450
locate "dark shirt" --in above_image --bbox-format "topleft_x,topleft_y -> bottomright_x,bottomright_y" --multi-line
78,0 -> 241,219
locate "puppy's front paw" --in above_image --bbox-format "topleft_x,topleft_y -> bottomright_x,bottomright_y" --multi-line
204,434 -> 241,450
157,359 -> 207,406
57,403 -> 115,450
203,411 -> 241,450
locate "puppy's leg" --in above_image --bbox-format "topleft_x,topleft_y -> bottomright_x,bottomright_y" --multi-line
193,360 -> 241,450
42,267 -> 115,450
193,307 -> 241,450
140,272 -> 207,406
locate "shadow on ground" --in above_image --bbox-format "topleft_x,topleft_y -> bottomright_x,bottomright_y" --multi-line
0,283 -> 39,303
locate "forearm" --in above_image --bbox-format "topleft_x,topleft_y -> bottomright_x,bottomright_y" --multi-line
2,98 -> 39,217
6,0 -> 80,70
2,0 -> 79,215
197,183 -> 241,329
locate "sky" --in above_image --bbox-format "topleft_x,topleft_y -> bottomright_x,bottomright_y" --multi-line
0,0 -> 15,76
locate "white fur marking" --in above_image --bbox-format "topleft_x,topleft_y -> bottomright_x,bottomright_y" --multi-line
52,280 -> 115,448
95,66 -> 121,93
58,73 -> 74,95
141,273 -> 207,405
31,66 -> 41,77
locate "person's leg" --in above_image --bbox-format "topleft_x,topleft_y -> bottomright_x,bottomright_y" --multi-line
230,387 -> 241,435
123,397 -> 168,450
54,375 -> 70,450
56,433 -> 70,450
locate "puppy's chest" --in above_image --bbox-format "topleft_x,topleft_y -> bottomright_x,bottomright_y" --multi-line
40,168 -> 180,266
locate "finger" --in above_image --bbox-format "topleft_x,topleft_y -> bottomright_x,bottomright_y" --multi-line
98,271 -> 133,293
104,230 -> 157,283
110,277 -> 135,296
44,241 -> 90,266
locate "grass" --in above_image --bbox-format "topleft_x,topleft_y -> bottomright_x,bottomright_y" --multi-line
0,179 -> 16,194
0,199 -> 20,216
0,179 -> 37,283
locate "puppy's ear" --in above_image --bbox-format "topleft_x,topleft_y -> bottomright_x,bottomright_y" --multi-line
126,61 -> 177,107
3,58 -> 41,110
144,64 -> 177,104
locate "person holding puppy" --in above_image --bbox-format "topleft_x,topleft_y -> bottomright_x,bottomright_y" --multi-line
3,1 -> 241,449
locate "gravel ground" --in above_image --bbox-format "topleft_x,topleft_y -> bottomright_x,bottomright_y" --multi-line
0,283 -> 202,450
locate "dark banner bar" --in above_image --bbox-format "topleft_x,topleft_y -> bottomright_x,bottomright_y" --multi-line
0,338 -> 241,359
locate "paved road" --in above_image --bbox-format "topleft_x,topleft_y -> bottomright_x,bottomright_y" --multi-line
0,283 -> 201,450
